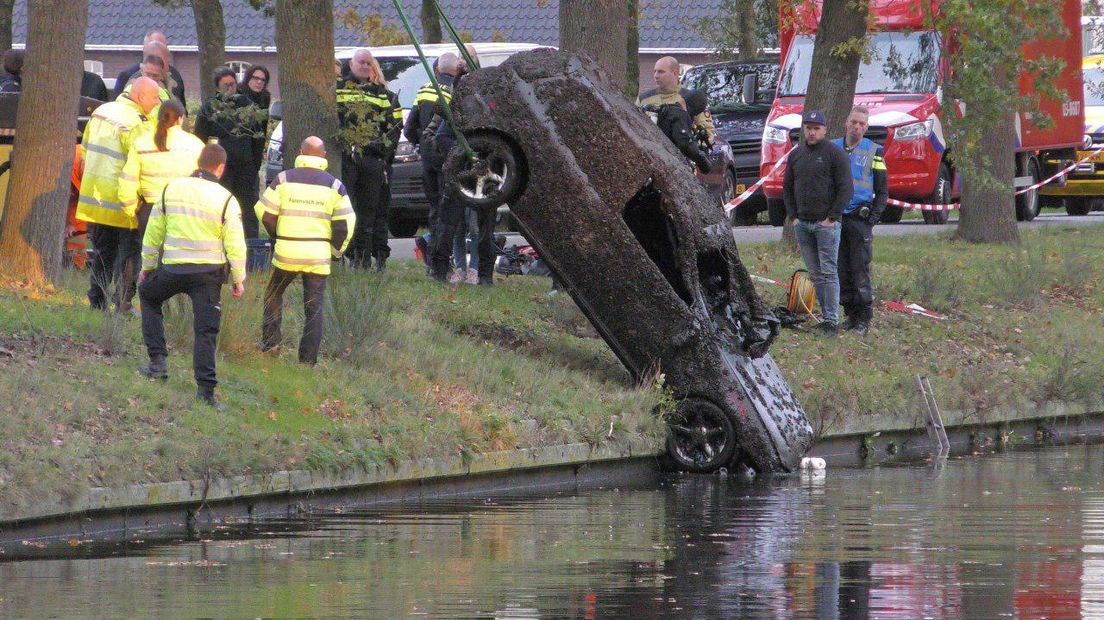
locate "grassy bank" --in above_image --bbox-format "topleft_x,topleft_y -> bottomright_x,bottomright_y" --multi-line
2,223 -> 1103,518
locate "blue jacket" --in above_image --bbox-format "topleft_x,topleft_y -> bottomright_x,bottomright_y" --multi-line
831,136 -> 888,220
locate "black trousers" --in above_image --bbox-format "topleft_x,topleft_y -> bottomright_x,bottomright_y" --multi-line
221,159 -> 260,239
139,268 -> 224,389
343,152 -> 391,264
838,215 -> 874,322
88,224 -> 141,310
421,158 -> 441,233
432,190 -> 497,282
262,267 -> 327,365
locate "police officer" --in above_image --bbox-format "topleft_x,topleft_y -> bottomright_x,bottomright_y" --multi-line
77,76 -> 162,313
637,56 -> 716,154
138,144 -> 248,410
831,106 -> 888,337
404,56 -> 451,235
337,48 -> 403,271
118,99 -> 204,230
256,137 -> 356,366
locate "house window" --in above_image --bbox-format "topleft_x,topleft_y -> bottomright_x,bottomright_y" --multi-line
83,60 -> 104,77
225,61 -> 253,83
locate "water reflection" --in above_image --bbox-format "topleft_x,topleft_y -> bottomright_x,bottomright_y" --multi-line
4,445 -> 1104,618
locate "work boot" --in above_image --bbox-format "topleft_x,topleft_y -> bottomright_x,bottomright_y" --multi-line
849,321 -> 870,337
196,385 -> 227,412
139,355 -> 168,380
813,321 -> 838,337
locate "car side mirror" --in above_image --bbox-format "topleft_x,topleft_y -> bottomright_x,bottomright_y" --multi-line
741,73 -> 758,105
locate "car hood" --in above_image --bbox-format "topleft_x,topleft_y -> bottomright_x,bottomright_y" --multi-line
711,103 -> 772,143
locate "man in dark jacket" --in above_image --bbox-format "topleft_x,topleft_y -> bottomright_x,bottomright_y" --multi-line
782,110 -> 853,336
113,34 -> 186,104
405,53 -> 457,264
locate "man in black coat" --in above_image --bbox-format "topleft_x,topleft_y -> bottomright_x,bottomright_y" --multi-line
113,33 -> 185,104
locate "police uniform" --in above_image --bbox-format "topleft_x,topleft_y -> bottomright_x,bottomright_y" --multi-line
830,136 -> 888,331
118,124 -> 205,229
336,77 -> 403,270
403,79 -> 452,232
76,94 -> 152,311
256,154 -> 356,365
138,170 -> 247,400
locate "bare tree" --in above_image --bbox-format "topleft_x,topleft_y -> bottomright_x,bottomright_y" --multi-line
559,0 -> 636,97
420,0 -> 442,44
0,0 -> 14,52
276,0 -> 340,174
0,0 -> 88,285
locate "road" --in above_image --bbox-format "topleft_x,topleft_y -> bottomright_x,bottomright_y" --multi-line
384,212 -> 1104,260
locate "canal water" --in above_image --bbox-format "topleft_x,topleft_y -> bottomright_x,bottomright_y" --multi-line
4,444 -> 1104,618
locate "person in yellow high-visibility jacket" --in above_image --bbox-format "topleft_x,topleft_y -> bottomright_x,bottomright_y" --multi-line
256,137 -> 355,366
118,99 -> 203,231
138,143 -> 247,410
77,76 -> 161,312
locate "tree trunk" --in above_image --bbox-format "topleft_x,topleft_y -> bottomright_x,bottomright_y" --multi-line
192,0 -> 227,102
736,0 -> 758,60
559,0 -> 633,96
420,0 -> 442,44
780,0 -> 867,250
625,0 -> 639,98
954,70 -> 1020,244
0,0 -> 88,285
0,0 -> 14,53
275,0 -> 340,175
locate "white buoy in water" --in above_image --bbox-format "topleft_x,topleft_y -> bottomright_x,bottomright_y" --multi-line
800,457 -> 826,470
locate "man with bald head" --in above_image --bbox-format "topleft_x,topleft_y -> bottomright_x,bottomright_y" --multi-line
256,136 -> 356,365
114,31 -> 186,103
78,76 -> 162,312
637,55 -> 716,159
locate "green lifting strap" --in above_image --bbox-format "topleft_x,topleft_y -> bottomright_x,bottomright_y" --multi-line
432,0 -> 480,72
389,0 -> 475,160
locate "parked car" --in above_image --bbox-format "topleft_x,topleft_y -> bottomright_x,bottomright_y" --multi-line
265,43 -> 546,238
681,58 -> 780,224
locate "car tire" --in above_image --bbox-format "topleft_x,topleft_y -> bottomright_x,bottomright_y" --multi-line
1066,197 -> 1092,216
1015,156 -> 1041,222
766,198 -> 786,227
388,220 -> 420,238
665,397 -> 738,473
443,132 -> 526,209
921,162 -> 951,225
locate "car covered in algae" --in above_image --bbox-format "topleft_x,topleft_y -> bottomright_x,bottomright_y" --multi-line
443,49 -> 814,473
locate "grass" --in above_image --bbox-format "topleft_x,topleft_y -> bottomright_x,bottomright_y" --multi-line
2,223 -> 1104,517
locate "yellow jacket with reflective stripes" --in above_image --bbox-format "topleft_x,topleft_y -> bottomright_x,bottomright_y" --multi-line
255,155 -> 355,275
413,82 -> 451,105
335,78 -> 403,155
142,171 -> 248,284
76,97 -> 151,229
118,125 -> 205,219
118,81 -> 171,120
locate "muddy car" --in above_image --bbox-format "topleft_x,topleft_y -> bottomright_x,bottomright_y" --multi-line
443,49 -> 814,473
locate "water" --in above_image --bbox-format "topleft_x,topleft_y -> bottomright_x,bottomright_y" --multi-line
4,444 -> 1104,618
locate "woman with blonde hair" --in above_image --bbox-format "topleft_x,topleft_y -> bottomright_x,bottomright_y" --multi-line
336,48 -> 402,270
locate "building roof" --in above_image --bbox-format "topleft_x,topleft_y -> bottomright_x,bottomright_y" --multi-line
13,0 -> 724,52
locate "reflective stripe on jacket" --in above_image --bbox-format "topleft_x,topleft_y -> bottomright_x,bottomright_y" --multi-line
76,97 -> 150,229
142,172 -> 248,284
118,125 -> 205,218
255,154 -> 355,275
335,78 -> 403,156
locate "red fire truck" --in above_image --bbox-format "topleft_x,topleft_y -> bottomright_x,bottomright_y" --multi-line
759,0 -> 1085,225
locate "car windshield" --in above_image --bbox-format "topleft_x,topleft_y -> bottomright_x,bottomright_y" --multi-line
1084,68 -> 1104,106
778,31 -> 941,97
682,62 -> 779,111
378,57 -> 434,109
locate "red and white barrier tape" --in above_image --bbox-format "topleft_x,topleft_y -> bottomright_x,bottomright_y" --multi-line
751,274 -> 788,288
723,145 -> 797,217
883,300 -> 944,320
727,141 -> 1104,215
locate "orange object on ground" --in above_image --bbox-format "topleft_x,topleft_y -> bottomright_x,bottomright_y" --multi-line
67,143 -> 87,269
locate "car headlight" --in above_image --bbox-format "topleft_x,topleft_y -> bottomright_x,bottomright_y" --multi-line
894,119 -> 933,141
763,125 -> 789,144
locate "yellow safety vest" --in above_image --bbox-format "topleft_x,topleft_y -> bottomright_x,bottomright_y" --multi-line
142,173 -> 248,284
76,97 -> 150,229
413,81 -> 451,105
118,125 -> 205,218
255,155 -> 355,275
118,81 -> 171,119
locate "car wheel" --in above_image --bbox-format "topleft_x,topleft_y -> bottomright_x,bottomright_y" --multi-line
766,198 -> 786,227
388,220 -> 420,238
1015,156 -> 1041,222
921,163 -> 951,225
444,132 -> 526,209
720,169 -> 738,206
1066,197 -> 1092,216
665,397 -> 738,473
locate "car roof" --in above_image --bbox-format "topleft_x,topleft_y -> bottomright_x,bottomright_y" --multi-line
335,42 -> 547,60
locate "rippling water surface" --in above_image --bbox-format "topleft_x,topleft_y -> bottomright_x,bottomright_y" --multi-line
5,444 -> 1104,618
